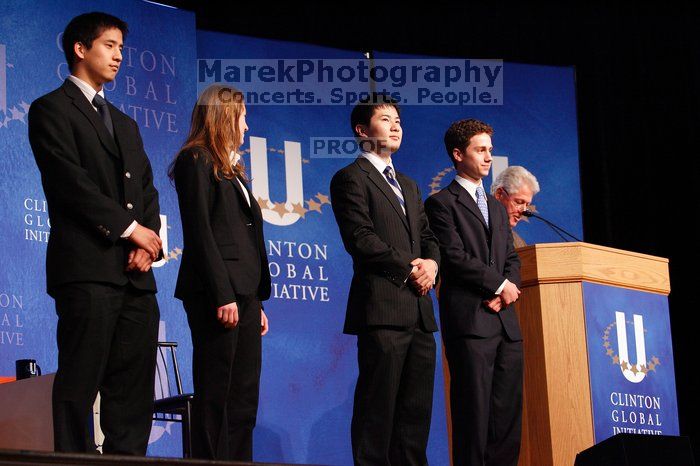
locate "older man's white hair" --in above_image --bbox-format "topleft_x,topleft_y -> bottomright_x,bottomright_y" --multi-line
490,165 -> 540,195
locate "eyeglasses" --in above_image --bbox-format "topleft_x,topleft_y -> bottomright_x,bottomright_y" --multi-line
501,188 -> 530,212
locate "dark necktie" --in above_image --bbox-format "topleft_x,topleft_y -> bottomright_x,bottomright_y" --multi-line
383,165 -> 406,215
92,93 -> 114,138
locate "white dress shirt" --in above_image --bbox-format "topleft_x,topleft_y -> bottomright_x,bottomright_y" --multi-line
230,151 -> 251,207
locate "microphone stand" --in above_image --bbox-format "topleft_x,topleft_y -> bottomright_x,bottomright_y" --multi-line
522,210 -> 582,242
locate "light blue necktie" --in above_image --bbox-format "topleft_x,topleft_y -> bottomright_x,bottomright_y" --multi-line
476,185 -> 489,227
383,166 -> 406,214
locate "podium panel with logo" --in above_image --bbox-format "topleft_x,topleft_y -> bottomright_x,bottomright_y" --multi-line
515,243 -> 678,466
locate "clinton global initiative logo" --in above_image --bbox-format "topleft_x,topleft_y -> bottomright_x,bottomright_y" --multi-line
162,136 -> 330,266
603,311 -> 660,383
244,136 -> 330,226
428,166 -> 456,195
0,44 -> 30,130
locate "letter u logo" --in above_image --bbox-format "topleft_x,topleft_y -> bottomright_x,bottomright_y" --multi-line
615,311 -> 647,383
249,136 -> 304,226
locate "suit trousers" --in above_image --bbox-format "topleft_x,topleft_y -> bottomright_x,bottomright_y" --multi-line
445,331 -> 523,466
52,282 -> 160,454
352,324 -> 436,466
184,294 -> 262,461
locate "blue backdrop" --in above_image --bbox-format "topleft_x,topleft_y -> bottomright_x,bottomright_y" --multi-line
1,1 -> 582,464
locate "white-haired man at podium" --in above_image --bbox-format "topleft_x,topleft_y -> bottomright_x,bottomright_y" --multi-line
491,166 -> 540,248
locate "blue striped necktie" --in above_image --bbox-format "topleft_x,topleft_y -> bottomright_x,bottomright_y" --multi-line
383,166 -> 406,215
476,185 -> 489,226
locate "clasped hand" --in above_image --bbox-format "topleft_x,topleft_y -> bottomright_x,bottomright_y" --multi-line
409,258 -> 437,296
483,281 -> 521,313
217,302 -> 269,335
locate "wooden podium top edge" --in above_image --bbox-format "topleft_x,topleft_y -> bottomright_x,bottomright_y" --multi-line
517,241 -> 670,294
516,242 -> 669,263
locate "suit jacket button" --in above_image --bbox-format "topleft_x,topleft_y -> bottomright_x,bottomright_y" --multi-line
105,230 -> 110,236
489,260 -> 495,265
126,202 -> 134,210
125,171 -> 131,179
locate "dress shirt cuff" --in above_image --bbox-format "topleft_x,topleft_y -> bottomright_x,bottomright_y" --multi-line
121,220 -> 138,239
495,279 -> 509,295
404,265 -> 417,283
426,259 -> 439,285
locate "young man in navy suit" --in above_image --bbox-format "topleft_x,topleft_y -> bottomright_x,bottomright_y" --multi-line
330,94 -> 440,465
425,119 -> 522,466
28,12 -> 162,454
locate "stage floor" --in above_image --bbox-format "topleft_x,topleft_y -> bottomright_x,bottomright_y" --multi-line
0,449 -> 316,466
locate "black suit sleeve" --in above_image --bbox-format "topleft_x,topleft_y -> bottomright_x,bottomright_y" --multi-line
425,195 -> 505,295
330,169 -> 414,282
174,152 -> 236,308
415,184 -> 441,269
28,98 -> 134,242
502,220 -> 521,288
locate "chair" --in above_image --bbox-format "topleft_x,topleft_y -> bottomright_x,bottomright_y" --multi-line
153,341 -> 194,458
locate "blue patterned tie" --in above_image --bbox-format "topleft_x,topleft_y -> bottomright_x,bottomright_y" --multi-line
476,185 -> 489,226
383,166 -> 406,214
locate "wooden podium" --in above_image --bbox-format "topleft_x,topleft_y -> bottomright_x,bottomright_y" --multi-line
0,374 -> 55,451
515,242 -> 670,466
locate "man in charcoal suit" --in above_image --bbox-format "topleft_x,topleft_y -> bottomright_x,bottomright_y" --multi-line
330,94 -> 440,466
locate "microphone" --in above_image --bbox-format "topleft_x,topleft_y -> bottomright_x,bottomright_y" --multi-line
522,209 -> 582,242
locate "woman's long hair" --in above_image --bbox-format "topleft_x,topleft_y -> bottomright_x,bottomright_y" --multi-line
168,84 -> 247,181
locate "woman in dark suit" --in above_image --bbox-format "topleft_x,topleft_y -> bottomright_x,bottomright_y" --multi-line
169,84 -> 271,461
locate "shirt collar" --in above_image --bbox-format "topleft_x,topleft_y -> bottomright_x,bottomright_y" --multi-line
361,151 -> 395,176
67,75 -> 105,107
454,174 -> 485,201
229,150 -> 241,166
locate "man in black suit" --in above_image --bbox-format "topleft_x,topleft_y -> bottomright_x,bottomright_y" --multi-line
330,94 -> 440,466
425,119 -> 522,466
28,12 -> 162,455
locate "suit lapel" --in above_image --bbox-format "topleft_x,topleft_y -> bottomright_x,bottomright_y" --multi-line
356,157 -> 409,232
62,80 -> 120,159
396,172 -> 416,240
111,108 -> 132,160
230,176 -> 254,216
486,194 -> 499,240
242,177 -> 266,238
449,180 -> 489,230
